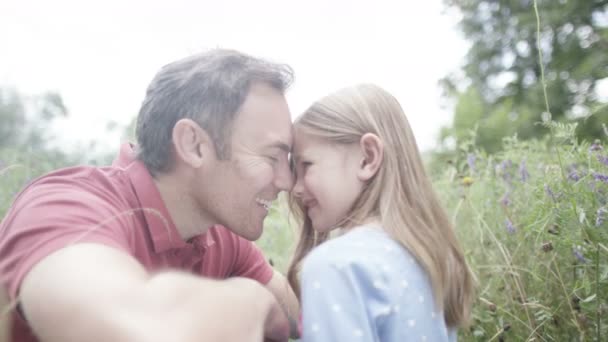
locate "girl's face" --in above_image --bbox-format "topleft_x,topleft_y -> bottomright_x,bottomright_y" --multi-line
292,128 -> 365,233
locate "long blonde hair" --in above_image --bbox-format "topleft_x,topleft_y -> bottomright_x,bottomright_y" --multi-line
286,84 -> 474,327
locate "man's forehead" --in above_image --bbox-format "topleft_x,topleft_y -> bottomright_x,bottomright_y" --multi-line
264,128 -> 293,152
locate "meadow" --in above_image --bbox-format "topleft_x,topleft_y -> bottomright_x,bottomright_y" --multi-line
1,121 -> 607,341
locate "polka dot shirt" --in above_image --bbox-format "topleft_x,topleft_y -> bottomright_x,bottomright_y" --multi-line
300,226 -> 457,341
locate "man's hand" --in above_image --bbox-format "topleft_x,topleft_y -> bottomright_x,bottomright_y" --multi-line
264,270 -> 300,339
263,295 -> 291,342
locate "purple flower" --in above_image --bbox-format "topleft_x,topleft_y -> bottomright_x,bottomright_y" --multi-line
519,160 -> 530,182
597,207 -> 607,227
545,184 -> 556,201
568,170 -> 581,181
500,192 -> 511,206
598,155 -> 608,167
500,160 -> 513,184
467,154 -> 476,173
573,247 -> 587,263
500,159 -> 513,170
505,218 -> 516,234
593,173 -> 608,183
590,141 -> 603,152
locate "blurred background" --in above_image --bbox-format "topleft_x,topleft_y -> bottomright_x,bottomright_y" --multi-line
1,0 -> 608,340
0,0 -> 605,163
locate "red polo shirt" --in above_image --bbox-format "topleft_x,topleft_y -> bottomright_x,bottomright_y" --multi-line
0,143 -> 273,341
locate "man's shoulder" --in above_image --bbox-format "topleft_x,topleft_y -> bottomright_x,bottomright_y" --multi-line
9,164 -> 132,216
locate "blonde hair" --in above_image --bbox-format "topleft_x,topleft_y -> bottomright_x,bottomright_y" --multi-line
286,84 -> 474,327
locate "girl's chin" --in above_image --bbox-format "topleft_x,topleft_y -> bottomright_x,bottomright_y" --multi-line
312,222 -> 335,234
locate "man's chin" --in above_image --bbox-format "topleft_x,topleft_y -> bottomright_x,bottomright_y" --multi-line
239,225 -> 264,241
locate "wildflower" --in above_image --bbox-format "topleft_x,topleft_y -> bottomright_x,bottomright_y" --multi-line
519,159 -> 530,182
505,218 -> 516,234
467,154 -> 476,173
589,140 -> 603,152
545,184 -> 556,201
462,176 -> 474,187
593,173 -> 608,183
573,246 -> 587,263
500,192 -> 511,206
596,207 -> 607,227
598,155 -> 608,167
568,170 -> 581,181
499,159 -> 513,184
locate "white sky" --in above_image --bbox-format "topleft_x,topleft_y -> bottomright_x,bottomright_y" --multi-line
0,0 -> 467,154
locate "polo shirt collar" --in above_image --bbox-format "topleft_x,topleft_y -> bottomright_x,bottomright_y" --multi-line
116,143 -> 216,253
118,143 -> 187,253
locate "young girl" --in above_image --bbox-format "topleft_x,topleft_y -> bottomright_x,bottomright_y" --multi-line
287,84 -> 474,341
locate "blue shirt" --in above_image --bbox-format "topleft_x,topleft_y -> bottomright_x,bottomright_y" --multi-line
300,226 -> 457,341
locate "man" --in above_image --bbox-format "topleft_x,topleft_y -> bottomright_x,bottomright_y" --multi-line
0,49 -> 299,341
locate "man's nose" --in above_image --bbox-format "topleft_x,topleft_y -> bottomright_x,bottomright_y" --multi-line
275,161 -> 294,192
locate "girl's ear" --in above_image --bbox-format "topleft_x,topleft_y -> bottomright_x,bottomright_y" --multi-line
357,133 -> 383,182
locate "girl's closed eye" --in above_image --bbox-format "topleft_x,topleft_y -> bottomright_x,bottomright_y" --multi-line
299,161 -> 313,173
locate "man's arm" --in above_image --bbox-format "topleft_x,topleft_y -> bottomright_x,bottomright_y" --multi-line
20,243 -> 287,342
264,270 -> 300,339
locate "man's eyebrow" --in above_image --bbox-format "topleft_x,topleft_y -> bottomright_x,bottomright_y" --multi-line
268,141 -> 291,153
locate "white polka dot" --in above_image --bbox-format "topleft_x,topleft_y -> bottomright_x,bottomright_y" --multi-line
431,312 -> 437,319
332,304 -> 342,312
373,280 -> 383,289
384,245 -> 392,252
421,336 -> 427,341
313,281 -> 321,289
392,305 -> 400,313
401,280 -> 409,288
408,319 -> 416,327
312,323 -> 320,332
378,306 -> 392,316
353,329 -> 364,337
418,295 -> 424,303
409,257 -> 415,264
382,265 -> 391,272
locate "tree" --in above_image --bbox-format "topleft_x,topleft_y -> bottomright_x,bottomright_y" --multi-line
441,0 -> 608,152
0,88 -> 68,151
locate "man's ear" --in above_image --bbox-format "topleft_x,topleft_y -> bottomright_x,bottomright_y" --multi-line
357,133 -> 383,182
172,119 -> 213,169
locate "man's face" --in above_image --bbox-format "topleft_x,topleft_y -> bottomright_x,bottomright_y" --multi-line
196,83 -> 294,240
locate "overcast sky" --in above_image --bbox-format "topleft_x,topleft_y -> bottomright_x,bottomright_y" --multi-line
0,0 -> 468,154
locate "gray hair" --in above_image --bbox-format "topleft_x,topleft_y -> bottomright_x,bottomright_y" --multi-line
135,49 -> 294,175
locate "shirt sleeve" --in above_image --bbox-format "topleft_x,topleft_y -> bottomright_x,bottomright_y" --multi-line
300,247 -> 391,342
229,233 -> 274,284
0,180 -> 132,302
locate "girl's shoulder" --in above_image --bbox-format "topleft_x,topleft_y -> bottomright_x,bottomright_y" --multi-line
302,225 -> 424,281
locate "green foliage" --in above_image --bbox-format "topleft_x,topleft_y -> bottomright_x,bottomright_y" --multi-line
433,123 -> 608,341
440,0 -> 608,151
